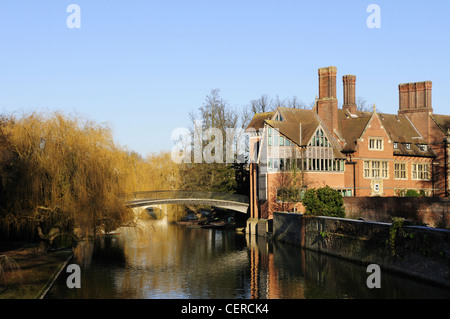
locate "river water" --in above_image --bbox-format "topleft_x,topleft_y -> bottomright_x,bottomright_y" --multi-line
45,219 -> 450,299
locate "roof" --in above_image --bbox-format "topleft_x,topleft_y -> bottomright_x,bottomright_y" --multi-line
431,114 -> 450,135
245,111 -> 275,132
265,107 -> 320,146
266,107 -> 345,158
246,105 -> 437,159
339,109 -> 435,157
339,110 -> 371,152
377,113 -> 435,157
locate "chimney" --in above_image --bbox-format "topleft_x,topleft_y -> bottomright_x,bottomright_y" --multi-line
317,66 -> 339,136
398,81 -> 433,144
398,81 -> 432,114
342,74 -> 357,114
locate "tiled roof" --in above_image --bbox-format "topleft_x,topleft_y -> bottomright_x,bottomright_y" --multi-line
339,110 -> 371,152
431,114 -> 450,134
246,106 -> 436,158
265,108 -> 320,146
377,113 -> 434,157
245,111 -> 275,132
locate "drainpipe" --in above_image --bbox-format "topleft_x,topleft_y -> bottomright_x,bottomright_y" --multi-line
444,135 -> 448,197
344,151 -> 357,197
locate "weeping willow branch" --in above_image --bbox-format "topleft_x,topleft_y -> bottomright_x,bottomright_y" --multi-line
0,112 -> 181,242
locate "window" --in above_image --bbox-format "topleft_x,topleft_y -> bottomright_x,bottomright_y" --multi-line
309,128 -> 330,147
394,162 -> 407,179
364,160 -> 389,179
268,158 -> 273,170
364,161 -> 370,178
273,159 -> 279,170
371,161 -> 380,178
405,143 -> 411,150
280,136 -> 284,146
418,144 -> 428,152
382,162 -> 389,178
268,127 -> 272,146
393,142 -> 398,149
285,158 -> 291,171
369,138 -> 383,150
412,163 -> 430,180
337,189 -> 353,197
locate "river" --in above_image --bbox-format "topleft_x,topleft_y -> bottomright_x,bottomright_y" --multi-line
45,219 -> 450,299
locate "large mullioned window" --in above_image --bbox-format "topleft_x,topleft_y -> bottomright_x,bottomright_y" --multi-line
412,163 -> 430,180
267,126 -> 345,172
363,160 -> 389,179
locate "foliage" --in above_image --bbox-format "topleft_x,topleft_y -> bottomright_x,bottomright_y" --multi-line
0,112 -> 180,242
387,217 -> 405,256
181,89 -> 249,194
302,186 -> 345,218
0,254 -> 22,291
405,189 -> 420,197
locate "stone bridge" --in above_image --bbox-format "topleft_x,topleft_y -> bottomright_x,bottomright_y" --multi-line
125,190 -> 249,214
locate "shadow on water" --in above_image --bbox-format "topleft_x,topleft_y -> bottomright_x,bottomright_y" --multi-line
45,221 -> 450,299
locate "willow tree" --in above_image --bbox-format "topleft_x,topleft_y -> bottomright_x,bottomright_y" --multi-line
0,112 -> 137,247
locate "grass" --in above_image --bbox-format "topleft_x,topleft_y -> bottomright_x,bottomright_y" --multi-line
0,244 -> 72,299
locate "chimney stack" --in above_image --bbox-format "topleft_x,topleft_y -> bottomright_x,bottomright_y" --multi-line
398,81 -> 433,144
398,81 -> 432,114
342,74 -> 357,114
317,66 -> 339,136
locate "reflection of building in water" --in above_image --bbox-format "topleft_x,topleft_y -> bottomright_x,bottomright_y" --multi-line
247,235 -> 306,299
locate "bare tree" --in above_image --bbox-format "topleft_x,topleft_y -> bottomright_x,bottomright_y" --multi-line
357,96 -> 372,112
250,94 -> 272,114
249,94 -> 314,115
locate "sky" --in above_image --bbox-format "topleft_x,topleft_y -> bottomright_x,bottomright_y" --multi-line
0,1 -> 449,157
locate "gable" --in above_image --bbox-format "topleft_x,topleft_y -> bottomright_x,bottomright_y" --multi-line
359,113 -> 391,143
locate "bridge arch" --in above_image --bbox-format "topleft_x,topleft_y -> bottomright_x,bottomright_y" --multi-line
125,190 -> 249,214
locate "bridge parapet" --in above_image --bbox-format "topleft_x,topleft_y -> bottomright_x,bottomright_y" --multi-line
126,190 -> 249,204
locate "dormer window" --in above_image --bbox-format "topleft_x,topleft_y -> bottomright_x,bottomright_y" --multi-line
393,142 -> 398,149
418,144 -> 427,152
275,112 -> 284,121
405,143 -> 411,150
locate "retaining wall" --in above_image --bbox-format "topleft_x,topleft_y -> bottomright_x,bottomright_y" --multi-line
272,212 -> 450,287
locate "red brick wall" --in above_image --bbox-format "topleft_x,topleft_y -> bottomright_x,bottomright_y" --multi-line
344,197 -> 450,229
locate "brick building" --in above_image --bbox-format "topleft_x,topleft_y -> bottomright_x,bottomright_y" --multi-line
246,66 -> 450,219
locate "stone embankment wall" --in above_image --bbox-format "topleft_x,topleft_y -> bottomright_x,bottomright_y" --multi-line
343,197 -> 450,229
270,213 -> 450,287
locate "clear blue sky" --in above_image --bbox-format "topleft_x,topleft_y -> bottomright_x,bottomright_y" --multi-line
0,1 -> 449,157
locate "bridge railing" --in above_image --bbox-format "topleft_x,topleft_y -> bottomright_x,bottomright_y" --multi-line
124,190 -> 249,204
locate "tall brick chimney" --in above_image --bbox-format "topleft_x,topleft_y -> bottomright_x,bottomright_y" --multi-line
342,74 -> 357,114
317,66 -> 339,136
398,81 -> 433,114
398,81 -> 433,143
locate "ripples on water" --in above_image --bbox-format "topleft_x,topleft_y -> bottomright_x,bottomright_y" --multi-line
45,220 -> 450,299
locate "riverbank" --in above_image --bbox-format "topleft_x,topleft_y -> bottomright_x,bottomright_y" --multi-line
266,213 -> 450,288
0,244 -> 73,299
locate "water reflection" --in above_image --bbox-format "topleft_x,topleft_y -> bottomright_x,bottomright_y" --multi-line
46,220 -> 450,299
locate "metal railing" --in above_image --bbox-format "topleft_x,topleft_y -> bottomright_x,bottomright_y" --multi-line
124,190 -> 249,204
